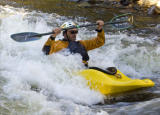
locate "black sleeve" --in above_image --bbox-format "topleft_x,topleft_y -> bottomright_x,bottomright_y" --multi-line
42,45 -> 51,55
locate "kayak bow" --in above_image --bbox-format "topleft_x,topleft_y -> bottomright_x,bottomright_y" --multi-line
78,68 -> 154,95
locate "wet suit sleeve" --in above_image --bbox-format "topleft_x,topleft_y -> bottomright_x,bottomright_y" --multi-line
80,29 -> 105,51
42,36 -> 55,55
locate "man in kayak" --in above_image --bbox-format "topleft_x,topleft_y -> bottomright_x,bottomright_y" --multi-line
42,20 -> 105,67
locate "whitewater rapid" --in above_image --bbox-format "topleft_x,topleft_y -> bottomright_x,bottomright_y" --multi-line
0,5 -> 160,115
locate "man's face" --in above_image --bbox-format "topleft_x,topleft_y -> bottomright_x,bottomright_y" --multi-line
66,28 -> 78,41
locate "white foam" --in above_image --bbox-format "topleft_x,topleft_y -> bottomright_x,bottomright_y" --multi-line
0,4 -> 160,115
0,5 -> 104,109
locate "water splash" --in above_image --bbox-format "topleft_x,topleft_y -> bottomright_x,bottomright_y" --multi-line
0,5 -> 106,115
0,4 -> 160,115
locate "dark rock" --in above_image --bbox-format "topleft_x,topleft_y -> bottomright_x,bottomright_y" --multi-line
120,0 -> 130,6
148,6 -> 157,15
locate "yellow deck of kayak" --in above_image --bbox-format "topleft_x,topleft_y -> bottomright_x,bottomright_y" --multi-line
78,69 -> 155,95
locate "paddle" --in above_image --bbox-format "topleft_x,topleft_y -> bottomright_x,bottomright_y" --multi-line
11,13 -> 133,42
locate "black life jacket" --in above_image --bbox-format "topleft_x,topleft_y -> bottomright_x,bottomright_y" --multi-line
67,41 -> 89,62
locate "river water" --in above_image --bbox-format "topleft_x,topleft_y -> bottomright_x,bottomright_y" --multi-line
0,0 -> 160,115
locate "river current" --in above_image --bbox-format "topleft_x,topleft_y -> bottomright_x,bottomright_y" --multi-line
0,1 -> 160,115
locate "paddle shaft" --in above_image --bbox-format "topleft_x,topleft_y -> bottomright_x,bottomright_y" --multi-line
30,20 -> 127,38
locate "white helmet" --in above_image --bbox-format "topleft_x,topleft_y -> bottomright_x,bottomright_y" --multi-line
60,21 -> 77,29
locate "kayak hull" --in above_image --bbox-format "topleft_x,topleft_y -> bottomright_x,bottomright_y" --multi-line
78,69 -> 155,95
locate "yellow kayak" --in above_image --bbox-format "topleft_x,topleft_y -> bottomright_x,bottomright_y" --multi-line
78,67 -> 155,95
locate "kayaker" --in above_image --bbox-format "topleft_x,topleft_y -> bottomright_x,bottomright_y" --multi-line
42,20 -> 105,67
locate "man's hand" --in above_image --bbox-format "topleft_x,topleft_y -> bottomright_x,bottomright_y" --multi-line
51,28 -> 62,37
96,20 -> 104,30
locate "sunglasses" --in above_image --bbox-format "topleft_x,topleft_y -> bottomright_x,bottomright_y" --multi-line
69,30 -> 78,34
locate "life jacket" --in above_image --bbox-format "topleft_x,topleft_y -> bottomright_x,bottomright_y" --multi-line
67,40 -> 89,61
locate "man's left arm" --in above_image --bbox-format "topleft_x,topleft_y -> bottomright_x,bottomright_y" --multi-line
80,29 -> 105,51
